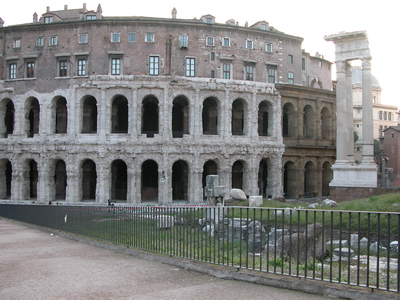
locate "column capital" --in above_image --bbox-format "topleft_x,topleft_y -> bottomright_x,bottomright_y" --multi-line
362,57 -> 372,70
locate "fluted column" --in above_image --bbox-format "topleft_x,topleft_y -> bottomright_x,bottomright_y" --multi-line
345,62 -> 355,162
361,57 -> 375,164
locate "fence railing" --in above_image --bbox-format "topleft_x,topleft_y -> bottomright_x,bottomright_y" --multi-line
1,204 -> 399,293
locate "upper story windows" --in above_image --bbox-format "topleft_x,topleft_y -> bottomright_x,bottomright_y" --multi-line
288,72 -> 294,84
288,54 -> 294,64
111,32 -> 120,43
26,61 -> 35,78
246,40 -> 253,49
185,58 -> 196,77
265,43 -> 272,53
206,36 -> 214,46
111,58 -> 122,75
223,37 -> 230,47
49,36 -> 58,46
79,33 -> 88,44
267,65 -> 277,83
58,60 -> 68,77
244,63 -> 254,81
44,16 -> 53,23
77,58 -> 87,76
128,32 -> 137,42
36,37 -> 44,47
222,63 -> 231,79
13,38 -> 21,49
8,63 -> 17,79
86,15 -> 96,20
179,35 -> 188,48
145,32 -> 155,42
149,56 -> 159,75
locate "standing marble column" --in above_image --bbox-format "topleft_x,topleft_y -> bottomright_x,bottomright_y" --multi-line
345,62 -> 355,163
361,57 -> 375,164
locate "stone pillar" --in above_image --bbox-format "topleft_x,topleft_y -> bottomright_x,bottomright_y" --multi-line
96,161 -> 108,204
130,88 -> 138,137
99,88 -> 107,141
361,57 -> 375,164
38,159 -> 52,203
345,62 -> 355,162
66,162 -> 79,203
270,154 -> 283,199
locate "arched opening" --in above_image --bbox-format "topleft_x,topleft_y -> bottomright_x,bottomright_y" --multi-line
54,160 -> 67,200
258,159 -> 268,198
27,98 -> 40,137
304,161 -> 316,197
258,101 -> 271,136
283,161 -> 296,199
202,97 -> 218,135
172,96 -> 189,138
141,160 -> 158,201
82,96 -> 97,133
111,96 -> 128,133
172,160 -> 189,201
303,105 -> 315,138
231,99 -> 244,135
29,160 -> 38,198
111,159 -> 127,201
321,107 -> 332,139
82,159 -> 96,201
232,161 -> 244,189
142,96 -> 159,137
55,97 -> 68,133
0,99 -> 14,137
0,159 -> 12,199
282,102 -> 295,137
202,160 -> 218,198
322,161 -> 333,196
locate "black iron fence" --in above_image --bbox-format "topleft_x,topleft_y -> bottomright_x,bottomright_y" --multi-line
1,204 -> 399,292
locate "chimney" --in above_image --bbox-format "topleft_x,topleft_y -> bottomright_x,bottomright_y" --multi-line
83,3 -> 87,12
33,12 -> 38,23
46,6 -> 50,12
64,5 -> 68,10
172,7 -> 177,19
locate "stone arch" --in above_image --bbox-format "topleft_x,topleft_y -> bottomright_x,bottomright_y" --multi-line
258,158 -> 269,198
231,99 -> 246,136
202,97 -> 218,135
258,101 -> 272,136
202,160 -> 218,197
111,159 -> 127,201
142,95 -> 159,137
29,159 -> 38,199
25,97 -> 40,137
172,95 -> 189,138
141,159 -> 158,201
111,95 -> 128,133
81,159 -> 97,201
321,107 -> 332,139
0,98 -> 14,137
53,96 -> 68,134
303,105 -> 315,138
282,102 -> 295,137
304,161 -> 316,197
54,159 -> 67,200
81,96 -> 97,133
283,161 -> 296,198
311,78 -> 323,89
172,160 -> 189,201
232,160 -> 244,189
322,161 -> 333,196
0,159 -> 12,199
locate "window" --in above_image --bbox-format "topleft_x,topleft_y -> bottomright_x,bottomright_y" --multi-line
384,111 -> 387,120
245,65 -> 254,80
210,52 -> 215,61
145,32 -> 155,42
260,24 -> 267,30
79,33 -> 88,44
59,60 -> 68,77
86,15 -> 96,20
319,61 -> 323,67
111,58 -> 121,75
185,58 -> 195,77
392,146 -> 395,154
392,132 -> 395,139
206,36 -> 214,46
149,56 -> 159,75
388,112 -> 392,121
44,16 -> 53,23
36,37 -> 44,47
13,38 -> 21,48
223,37 -> 230,47
288,54 -> 293,64
26,62 -> 35,78
128,32 -> 136,42
267,65 -> 276,83
111,33 -> 120,43
379,111 -> 383,120
246,40 -> 253,49
9,63 -> 17,79
77,59 -> 87,76
288,72 -> 294,84
206,17 -> 212,24
302,58 -> 306,70
211,70 -> 215,78
222,63 -> 231,79
179,35 -> 188,48
49,36 -> 58,46
265,43 -> 272,53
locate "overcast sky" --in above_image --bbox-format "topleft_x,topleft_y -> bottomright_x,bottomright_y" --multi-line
1,0 -> 398,107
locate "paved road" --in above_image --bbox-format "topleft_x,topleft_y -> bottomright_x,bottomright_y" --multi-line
0,218 -> 338,300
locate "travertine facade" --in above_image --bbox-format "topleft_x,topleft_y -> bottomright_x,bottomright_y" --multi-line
0,4 -> 335,204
